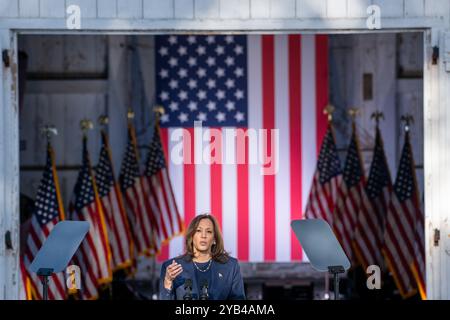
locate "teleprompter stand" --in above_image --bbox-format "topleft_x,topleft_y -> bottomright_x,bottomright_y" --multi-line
291,219 -> 350,300
29,221 -> 89,300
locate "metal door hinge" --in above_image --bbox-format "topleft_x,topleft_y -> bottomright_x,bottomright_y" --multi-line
2,49 -> 10,67
4,231 -> 13,250
432,46 -> 439,65
434,228 -> 440,246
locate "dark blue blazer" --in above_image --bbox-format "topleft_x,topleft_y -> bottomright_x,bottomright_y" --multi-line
159,255 -> 246,300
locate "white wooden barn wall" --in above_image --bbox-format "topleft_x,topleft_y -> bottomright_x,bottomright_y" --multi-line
0,0 -> 449,299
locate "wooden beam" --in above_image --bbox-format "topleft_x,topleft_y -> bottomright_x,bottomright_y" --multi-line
26,79 -> 108,94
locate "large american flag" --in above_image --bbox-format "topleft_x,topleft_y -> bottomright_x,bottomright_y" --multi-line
142,127 -> 183,250
23,144 -> 67,300
304,124 -> 342,226
69,137 -> 112,299
120,124 -> 158,255
333,125 -> 366,264
96,131 -> 134,270
354,126 -> 390,270
155,34 -> 329,262
384,130 -> 426,299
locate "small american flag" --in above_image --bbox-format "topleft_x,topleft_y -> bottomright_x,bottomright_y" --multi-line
142,126 -> 183,249
156,34 -> 329,262
69,137 -> 112,299
354,126 -> 390,270
304,124 -> 342,226
120,124 -> 158,255
333,125 -> 366,264
23,144 -> 67,300
384,131 -> 426,299
96,131 -> 134,270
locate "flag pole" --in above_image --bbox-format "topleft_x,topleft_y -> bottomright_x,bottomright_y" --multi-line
150,105 -> 165,299
38,125 -> 58,301
126,108 -> 140,281
98,116 -> 114,300
323,104 -> 335,300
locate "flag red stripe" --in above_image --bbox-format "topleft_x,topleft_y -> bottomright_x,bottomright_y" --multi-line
315,35 -> 328,155
76,242 -> 101,298
385,222 -> 416,293
158,128 -> 170,262
155,172 -> 175,236
80,208 -> 103,275
210,127 -> 223,229
262,35 -> 276,261
184,128 -> 196,227
155,138 -> 176,236
28,221 -> 43,253
355,199 -> 384,267
92,202 -> 110,265
383,239 -> 410,293
389,201 -> 416,256
289,34 -> 302,261
147,176 -> 170,240
355,217 -> 379,268
104,193 -> 126,265
50,271 -> 66,299
126,188 -> 151,252
237,128 -> 249,260
84,207 -> 108,277
139,177 -> 163,244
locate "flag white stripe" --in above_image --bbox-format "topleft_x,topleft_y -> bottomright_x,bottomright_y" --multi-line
76,248 -> 98,298
222,128 -> 238,257
391,198 -> 415,251
195,126 -> 211,216
169,128 -> 186,258
274,34 -> 291,262
126,188 -> 146,251
111,192 -> 131,260
301,34 -> 317,220
107,192 -> 128,261
162,169 -> 181,234
30,216 -> 47,244
102,197 -> 121,264
151,175 -> 172,238
247,35 -> 264,262
141,178 -> 162,245
385,230 -> 412,287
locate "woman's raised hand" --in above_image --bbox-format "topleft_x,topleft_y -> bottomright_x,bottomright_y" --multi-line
164,260 -> 183,290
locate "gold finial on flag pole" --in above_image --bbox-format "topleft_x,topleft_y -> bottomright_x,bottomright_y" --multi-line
80,119 -> 94,135
98,115 -> 109,126
153,105 -> 165,128
401,114 -> 414,132
348,107 -> 360,123
41,125 -> 58,142
324,104 -> 335,123
371,111 -> 384,126
153,105 -> 165,116
127,108 -> 135,121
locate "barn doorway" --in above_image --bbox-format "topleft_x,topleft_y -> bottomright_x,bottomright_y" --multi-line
18,31 -> 424,300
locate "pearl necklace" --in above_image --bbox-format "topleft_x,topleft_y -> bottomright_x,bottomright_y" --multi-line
193,259 -> 212,272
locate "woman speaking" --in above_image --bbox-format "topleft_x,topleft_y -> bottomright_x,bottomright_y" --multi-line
159,214 -> 246,300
